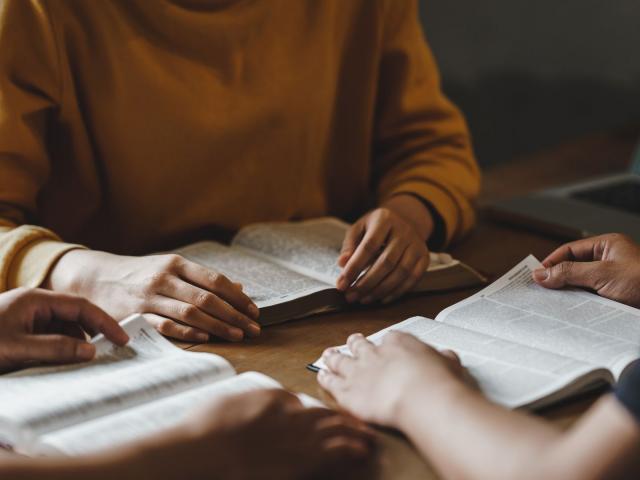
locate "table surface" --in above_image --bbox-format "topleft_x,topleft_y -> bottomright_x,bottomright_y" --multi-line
188,129 -> 639,479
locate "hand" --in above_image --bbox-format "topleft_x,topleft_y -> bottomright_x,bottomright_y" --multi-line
150,389 -> 375,479
533,233 -> 640,308
0,288 -> 128,372
336,194 -> 432,304
317,332 -> 467,428
44,250 -> 260,343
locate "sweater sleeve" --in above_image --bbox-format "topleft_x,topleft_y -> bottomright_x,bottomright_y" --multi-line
373,0 -> 481,246
0,0 -> 83,292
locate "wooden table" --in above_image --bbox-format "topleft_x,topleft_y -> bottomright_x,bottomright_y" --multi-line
189,129 -> 639,479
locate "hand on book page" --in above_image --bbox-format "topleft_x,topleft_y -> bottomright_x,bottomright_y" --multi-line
0,315 -> 236,444
318,332 -> 468,428
175,218 -> 483,325
437,255 -> 640,377
44,249 -> 260,342
312,316 -> 607,410
0,288 -> 128,373
55,389 -> 374,479
176,241 -> 331,309
533,233 -> 640,308
153,389 -> 375,479
337,201 -> 432,305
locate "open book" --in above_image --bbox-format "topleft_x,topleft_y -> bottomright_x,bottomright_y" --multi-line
0,315 -> 318,457
311,255 -> 640,410
172,217 -> 485,325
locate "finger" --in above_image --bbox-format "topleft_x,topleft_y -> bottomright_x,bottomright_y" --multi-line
315,415 -> 375,443
158,277 -> 260,337
317,368 -> 347,395
322,436 -> 371,459
382,330 -> 420,347
541,237 -> 607,267
322,350 -> 357,377
381,254 -> 426,304
532,261 -> 606,290
440,349 -> 464,372
47,320 -> 87,341
147,298 -> 244,341
347,333 -> 374,358
144,313 -> 211,343
361,247 -> 415,303
32,291 -> 128,346
177,261 -> 259,320
440,349 -> 461,364
12,335 -> 96,365
338,221 -> 365,269
347,237 -> 407,301
337,219 -> 391,292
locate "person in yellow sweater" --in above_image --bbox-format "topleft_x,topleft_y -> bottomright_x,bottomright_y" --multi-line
0,0 -> 480,342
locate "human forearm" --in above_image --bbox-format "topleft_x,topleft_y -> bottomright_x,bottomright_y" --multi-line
0,426 -> 208,480
0,447 -> 152,480
319,330 -> 640,480
381,194 -> 433,242
398,382 -> 561,480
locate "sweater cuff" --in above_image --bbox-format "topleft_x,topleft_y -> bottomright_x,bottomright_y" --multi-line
8,239 -> 85,289
381,181 -> 460,247
0,225 -> 86,291
404,193 -> 447,251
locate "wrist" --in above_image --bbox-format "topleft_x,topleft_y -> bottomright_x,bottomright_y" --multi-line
131,424 -> 231,480
395,376 -> 472,433
382,194 -> 434,242
43,249 -> 93,294
111,427 -> 191,480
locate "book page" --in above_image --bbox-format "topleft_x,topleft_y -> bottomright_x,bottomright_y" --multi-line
0,315 -> 234,449
232,217 -> 459,285
36,372 -> 324,456
312,317 -> 601,408
436,256 -> 640,378
173,241 -> 331,308
34,372 -> 278,456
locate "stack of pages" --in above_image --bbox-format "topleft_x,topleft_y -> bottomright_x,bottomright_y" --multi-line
172,217 -> 486,324
0,315 -> 317,456
311,255 -> 640,410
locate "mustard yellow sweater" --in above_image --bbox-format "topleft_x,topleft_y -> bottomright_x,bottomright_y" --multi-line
0,0 -> 480,291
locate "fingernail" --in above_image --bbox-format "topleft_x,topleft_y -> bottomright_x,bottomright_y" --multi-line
322,347 -> 337,359
533,268 -> 549,281
235,282 -> 244,291
337,276 -> 346,291
231,328 -> 244,341
77,343 -> 95,361
351,440 -> 369,456
345,292 -> 358,303
248,322 -> 261,337
196,333 -> 209,342
249,304 -> 259,319
117,332 -> 130,345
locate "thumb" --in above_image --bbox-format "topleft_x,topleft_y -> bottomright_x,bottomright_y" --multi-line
16,335 -> 96,365
532,261 -> 605,290
338,222 -> 364,268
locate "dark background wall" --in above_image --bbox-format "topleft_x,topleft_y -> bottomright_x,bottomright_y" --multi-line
419,0 -> 640,166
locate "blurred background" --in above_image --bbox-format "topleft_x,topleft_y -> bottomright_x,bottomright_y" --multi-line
419,0 -> 640,167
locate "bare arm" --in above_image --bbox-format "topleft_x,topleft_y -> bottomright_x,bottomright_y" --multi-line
400,383 -> 639,480
319,332 -> 640,480
0,446 -> 148,480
